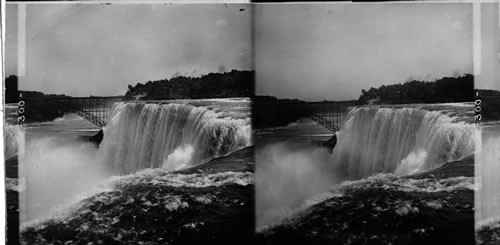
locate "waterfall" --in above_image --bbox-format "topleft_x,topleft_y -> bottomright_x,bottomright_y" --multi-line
477,130 -> 500,224
331,106 -> 478,179
4,124 -> 23,159
257,105 -> 477,227
98,102 -> 251,174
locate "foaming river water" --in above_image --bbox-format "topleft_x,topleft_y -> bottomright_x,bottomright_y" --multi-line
477,120 -> 500,229
6,98 -> 251,224
256,102 -> 478,227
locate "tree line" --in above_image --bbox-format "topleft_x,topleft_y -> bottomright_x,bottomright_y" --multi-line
254,74 -> 479,128
125,70 -> 254,100
477,89 -> 500,121
357,74 -> 474,104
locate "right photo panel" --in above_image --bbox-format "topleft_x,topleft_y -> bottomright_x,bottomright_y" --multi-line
475,2 -> 500,245
254,2 -> 477,244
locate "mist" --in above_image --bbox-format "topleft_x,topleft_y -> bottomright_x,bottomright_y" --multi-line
22,136 -> 112,222
477,131 -> 500,224
256,142 -> 338,227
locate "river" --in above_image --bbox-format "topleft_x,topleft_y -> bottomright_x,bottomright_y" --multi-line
476,120 -> 500,244
256,102 -> 478,244
5,98 -> 255,244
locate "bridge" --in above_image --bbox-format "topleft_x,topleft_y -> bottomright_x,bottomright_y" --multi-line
22,97 -> 355,131
22,96 -> 125,128
307,102 -> 353,131
253,101 -> 355,132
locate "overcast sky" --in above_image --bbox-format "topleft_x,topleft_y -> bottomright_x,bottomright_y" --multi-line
255,3 -> 473,101
476,3 -> 500,91
6,4 -> 252,96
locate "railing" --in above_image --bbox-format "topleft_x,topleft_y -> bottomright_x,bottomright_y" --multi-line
311,114 -> 341,132
306,102 -> 351,132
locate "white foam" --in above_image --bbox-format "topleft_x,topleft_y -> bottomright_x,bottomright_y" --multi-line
257,174 -> 473,230
162,144 -> 195,171
109,169 -> 253,188
4,124 -> 24,158
21,169 -> 252,230
5,177 -> 25,192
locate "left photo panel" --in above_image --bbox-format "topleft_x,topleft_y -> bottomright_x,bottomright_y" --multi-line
4,3 -> 254,244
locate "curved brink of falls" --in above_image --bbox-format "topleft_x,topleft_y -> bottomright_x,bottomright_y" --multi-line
331,106 -> 477,179
99,102 -> 251,174
256,105 -> 478,228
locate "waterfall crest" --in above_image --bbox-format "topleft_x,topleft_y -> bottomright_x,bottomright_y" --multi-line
331,107 -> 477,178
99,102 -> 251,174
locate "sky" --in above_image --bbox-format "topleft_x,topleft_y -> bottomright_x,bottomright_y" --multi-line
255,3 -> 474,101
476,3 -> 500,91
5,4 -> 252,96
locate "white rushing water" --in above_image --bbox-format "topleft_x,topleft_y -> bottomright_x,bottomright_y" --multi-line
99,102 -> 251,174
257,104 -> 478,227
476,122 -> 500,229
4,104 -> 24,159
4,124 -> 23,159
20,99 -> 251,222
332,106 -> 477,178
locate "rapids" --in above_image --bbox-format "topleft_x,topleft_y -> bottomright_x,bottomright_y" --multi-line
20,100 -> 252,223
257,104 -> 478,227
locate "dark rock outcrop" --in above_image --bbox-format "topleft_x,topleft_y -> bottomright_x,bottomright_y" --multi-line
322,134 -> 337,152
89,130 -> 104,146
